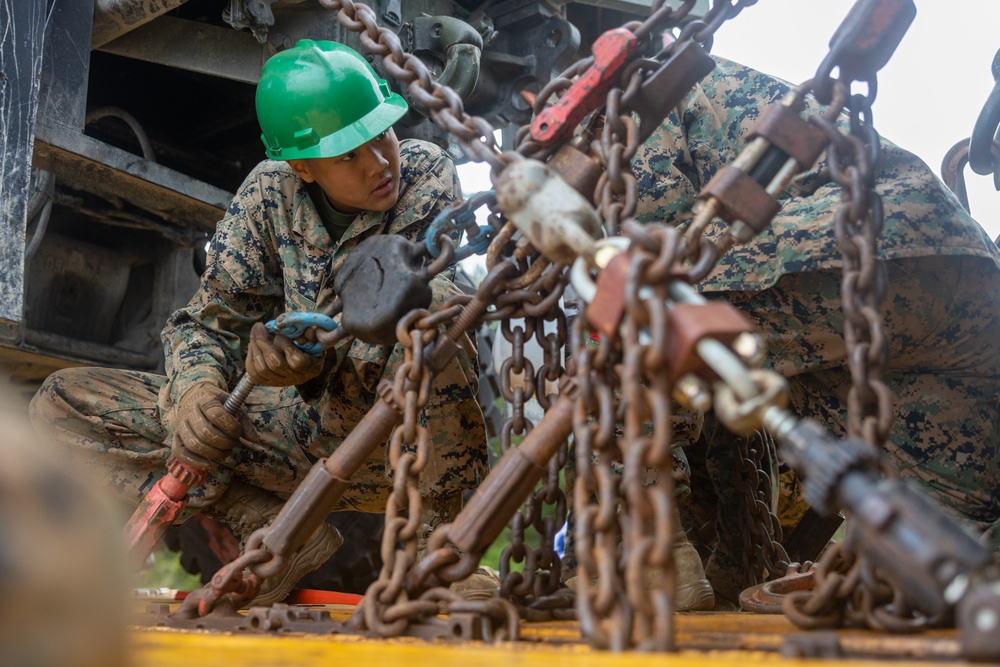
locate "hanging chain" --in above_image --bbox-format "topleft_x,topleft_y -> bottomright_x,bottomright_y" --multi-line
320,0 -> 918,644
791,86 -> 923,626
620,250 -> 679,651
593,81 -> 640,236
358,306 -> 447,636
813,97 -> 893,453
771,0 -> 920,632
571,304 -> 628,649
734,432 -> 795,579
497,299 -> 574,620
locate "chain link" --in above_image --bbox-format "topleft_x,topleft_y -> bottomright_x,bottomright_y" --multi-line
302,0 -> 915,647
572,304 -> 627,649
777,43 -> 911,634
621,255 -> 677,651
357,306 -> 438,635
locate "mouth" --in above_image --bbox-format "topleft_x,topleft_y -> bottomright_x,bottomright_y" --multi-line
372,177 -> 394,197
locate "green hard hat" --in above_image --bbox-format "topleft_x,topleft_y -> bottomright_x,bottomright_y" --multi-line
256,39 -> 408,160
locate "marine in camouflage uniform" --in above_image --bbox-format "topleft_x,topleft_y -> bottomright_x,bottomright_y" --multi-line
631,57 -> 1000,601
30,138 -> 488,518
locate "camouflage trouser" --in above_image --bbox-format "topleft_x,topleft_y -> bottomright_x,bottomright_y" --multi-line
691,255 -> 1000,600
29,350 -> 488,519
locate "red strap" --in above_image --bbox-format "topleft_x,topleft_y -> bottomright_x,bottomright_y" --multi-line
175,588 -> 363,605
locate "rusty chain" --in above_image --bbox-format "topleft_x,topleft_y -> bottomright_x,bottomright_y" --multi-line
346,254 -> 532,638
781,36 -> 916,635
783,540 -> 935,634
357,305 -> 444,636
571,293 -> 626,650
734,432 -> 794,580
620,251 -> 678,651
495,302 -> 574,621
814,100 -> 894,454
175,0 -> 933,650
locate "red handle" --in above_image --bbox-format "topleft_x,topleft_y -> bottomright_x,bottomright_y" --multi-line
530,28 -> 638,146
123,457 -> 206,563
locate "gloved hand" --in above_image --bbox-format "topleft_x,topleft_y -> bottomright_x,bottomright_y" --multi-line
171,382 -> 244,468
245,321 -> 323,387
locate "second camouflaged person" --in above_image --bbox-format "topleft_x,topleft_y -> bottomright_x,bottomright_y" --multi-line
633,56 -> 1000,606
30,40 -> 492,604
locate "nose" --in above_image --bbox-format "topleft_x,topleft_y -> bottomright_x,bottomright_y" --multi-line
364,143 -> 390,176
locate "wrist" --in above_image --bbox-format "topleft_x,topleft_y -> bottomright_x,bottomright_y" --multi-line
171,371 -> 228,408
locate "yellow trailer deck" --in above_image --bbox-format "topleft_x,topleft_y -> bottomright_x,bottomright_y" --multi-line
128,602 -> 979,667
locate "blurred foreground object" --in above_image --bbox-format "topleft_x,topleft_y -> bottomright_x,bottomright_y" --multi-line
0,387 -> 129,667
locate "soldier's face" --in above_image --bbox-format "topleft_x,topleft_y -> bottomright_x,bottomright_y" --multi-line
289,128 -> 401,214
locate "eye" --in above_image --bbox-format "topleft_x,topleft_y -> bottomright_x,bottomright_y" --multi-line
373,131 -> 387,142
340,150 -> 357,162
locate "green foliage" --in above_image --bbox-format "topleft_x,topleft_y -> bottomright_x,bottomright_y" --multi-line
137,548 -> 202,591
478,433 -> 566,574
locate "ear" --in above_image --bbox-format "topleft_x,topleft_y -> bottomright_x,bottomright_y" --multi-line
287,159 -> 315,183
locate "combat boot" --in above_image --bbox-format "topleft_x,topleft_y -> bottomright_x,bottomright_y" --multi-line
417,494 -> 500,601
664,506 -> 715,611
564,507 -> 715,611
206,480 -> 343,607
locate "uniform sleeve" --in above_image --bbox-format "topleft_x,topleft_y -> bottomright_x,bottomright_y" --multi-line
161,173 -> 285,408
414,274 -> 489,497
632,58 -> 848,290
633,57 -> 791,228
387,141 -> 463,278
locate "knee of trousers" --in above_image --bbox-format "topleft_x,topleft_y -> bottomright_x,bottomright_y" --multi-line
29,370 -> 75,424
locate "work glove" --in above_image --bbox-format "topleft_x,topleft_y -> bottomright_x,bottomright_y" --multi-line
171,382 -> 245,469
245,321 -> 324,387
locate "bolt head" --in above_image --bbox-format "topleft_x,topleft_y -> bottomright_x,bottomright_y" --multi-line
733,332 -> 766,367
976,607 -> 999,633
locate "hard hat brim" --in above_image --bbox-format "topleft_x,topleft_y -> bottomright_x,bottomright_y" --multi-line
265,92 -> 408,161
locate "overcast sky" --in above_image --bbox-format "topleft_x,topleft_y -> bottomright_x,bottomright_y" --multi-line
458,1 -> 1000,250
711,0 -> 1000,239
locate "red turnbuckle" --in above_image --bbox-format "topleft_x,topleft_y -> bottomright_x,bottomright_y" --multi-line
123,456 -> 206,564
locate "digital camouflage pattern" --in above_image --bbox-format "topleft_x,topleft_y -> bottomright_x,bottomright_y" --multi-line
630,58 -> 1000,595
633,58 -> 1000,288
30,139 -> 488,517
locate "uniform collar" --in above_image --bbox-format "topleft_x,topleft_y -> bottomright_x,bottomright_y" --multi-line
293,181 -> 386,254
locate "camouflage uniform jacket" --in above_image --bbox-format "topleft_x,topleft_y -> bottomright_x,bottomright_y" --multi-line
160,139 -> 466,411
633,57 -> 1000,290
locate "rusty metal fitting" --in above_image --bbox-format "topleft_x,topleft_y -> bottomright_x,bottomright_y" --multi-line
495,158 -> 603,265
164,456 -> 206,489
731,332 -> 768,368
673,373 -> 712,413
714,369 -> 790,435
